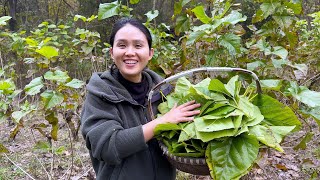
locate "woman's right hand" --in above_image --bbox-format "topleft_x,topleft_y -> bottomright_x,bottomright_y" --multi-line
143,100 -> 200,142
160,100 -> 201,124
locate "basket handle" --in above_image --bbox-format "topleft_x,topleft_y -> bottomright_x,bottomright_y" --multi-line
147,67 -> 262,120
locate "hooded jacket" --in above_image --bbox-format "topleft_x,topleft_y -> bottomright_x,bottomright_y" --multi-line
81,69 -> 175,180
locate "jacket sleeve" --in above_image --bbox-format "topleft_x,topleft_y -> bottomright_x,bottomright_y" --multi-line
81,92 -> 148,165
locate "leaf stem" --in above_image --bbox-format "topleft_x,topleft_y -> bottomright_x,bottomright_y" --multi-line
159,90 -> 167,102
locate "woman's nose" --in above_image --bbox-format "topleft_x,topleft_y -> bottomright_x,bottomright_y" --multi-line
125,47 -> 135,56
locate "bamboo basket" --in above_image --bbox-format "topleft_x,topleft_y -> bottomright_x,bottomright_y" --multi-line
147,67 -> 262,175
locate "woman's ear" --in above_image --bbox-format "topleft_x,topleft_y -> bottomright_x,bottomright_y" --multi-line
109,47 -> 114,60
148,48 -> 154,61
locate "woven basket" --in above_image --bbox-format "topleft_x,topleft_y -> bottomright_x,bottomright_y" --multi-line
148,67 -> 262,175
159,142 -> 210,175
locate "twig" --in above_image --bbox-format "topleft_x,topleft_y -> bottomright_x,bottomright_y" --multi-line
73,167 -> 94,180
282,134 -> 306,145
0,51 -> 5,78
33,154 -> 51,179
50,141 -> 55,179
66,122 -> 74,180
300,72 -> 320,86
30,129 -> 51,179
3,153 -> 36,180
60,164 -> 72,180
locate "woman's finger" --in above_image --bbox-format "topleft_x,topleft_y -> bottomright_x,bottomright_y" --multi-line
180,103 -> 201,112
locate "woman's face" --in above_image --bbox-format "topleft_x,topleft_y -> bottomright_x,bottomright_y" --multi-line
110,24 -> 154,83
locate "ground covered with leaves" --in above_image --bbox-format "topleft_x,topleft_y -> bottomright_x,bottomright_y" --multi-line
0,117 -> 319,180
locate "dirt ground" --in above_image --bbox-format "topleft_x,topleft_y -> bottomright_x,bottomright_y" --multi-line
0,116 -> 319,180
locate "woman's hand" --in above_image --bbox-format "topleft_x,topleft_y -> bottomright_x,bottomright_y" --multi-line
142,100 -> 201,142
160,100 -> 201,124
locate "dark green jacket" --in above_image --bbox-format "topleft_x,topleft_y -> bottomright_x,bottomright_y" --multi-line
81,69 -> 175,180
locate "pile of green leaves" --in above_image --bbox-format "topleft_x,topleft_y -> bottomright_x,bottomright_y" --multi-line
154,75 -> 301,180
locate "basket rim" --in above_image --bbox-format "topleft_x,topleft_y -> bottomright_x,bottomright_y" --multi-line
158,141 -> 207,165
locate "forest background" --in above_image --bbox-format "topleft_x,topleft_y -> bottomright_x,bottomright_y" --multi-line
0,0 -> 320,179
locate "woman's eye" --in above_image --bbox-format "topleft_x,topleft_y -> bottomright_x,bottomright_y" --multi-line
118,44 -> 126,48
135,44 -> 142,48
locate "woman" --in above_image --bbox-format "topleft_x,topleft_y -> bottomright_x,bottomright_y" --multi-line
81,17 -> 200,180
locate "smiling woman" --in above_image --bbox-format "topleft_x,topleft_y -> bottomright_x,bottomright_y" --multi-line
80,17 -> 201,180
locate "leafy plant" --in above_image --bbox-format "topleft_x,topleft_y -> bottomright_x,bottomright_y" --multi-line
154,75 -> 301,180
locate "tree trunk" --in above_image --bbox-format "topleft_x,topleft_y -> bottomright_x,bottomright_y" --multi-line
8,0 -> 17,31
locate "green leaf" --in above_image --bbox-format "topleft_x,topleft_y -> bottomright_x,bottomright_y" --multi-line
244,106 -> 264,127
287,82 -> 320,108
0,143 -> 9,154
24,77 -> 44,95
272,46 -> 288,60
252,94 -> 301,131
129,0 -> 140,4
33,141 -> 50,152
45,111 -> 59,141
65,79 -> 85,89
0,80 -> 15,95
178,91 -> 208,107
300,107 -> 320,130
81,44 -> 94,55
0,16 -> 11,26
252,9 -> 264,23
199,101 -> 215,116
200,103 -> 229,118
260,79 -> 282,91
186,30 -> 206,45
87,15 -> 98,22
157,101 -> 170,114
294,132 -> 313,150
196,129 -> 235,142
192,78 -> 214,98
175,14 -> 190,36
98,2 -> 120,20
249,125 -> 283,152
74,15 -> 87,22
203,105 -> 235,117
192,6 -> 211,24
221,11 -> 247,25
272,59 -> 288,68
256,39 -> 272,55
40,90 -> 64,110
260,2 -> 281,20
273,15 -> 294,29
55,146 -> 65,155
207,134 -> 259,180
284,1 -> 302,14
247,61 -> 265,71
218,33 -> 241,56
174,76 -> 192,96
178,122 -> 196,142
35,46 -> 59,59
269,126 -> 296,143
195,117 -> 234,132
145,10 -> 159,22
225,75 -> 240,97
154,123 -> 181,136
11,110 -> 30,123
208,79 -> 231,97
25,38 -> 38,47
44,70 -> 70,83
237,96 -> 256,118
